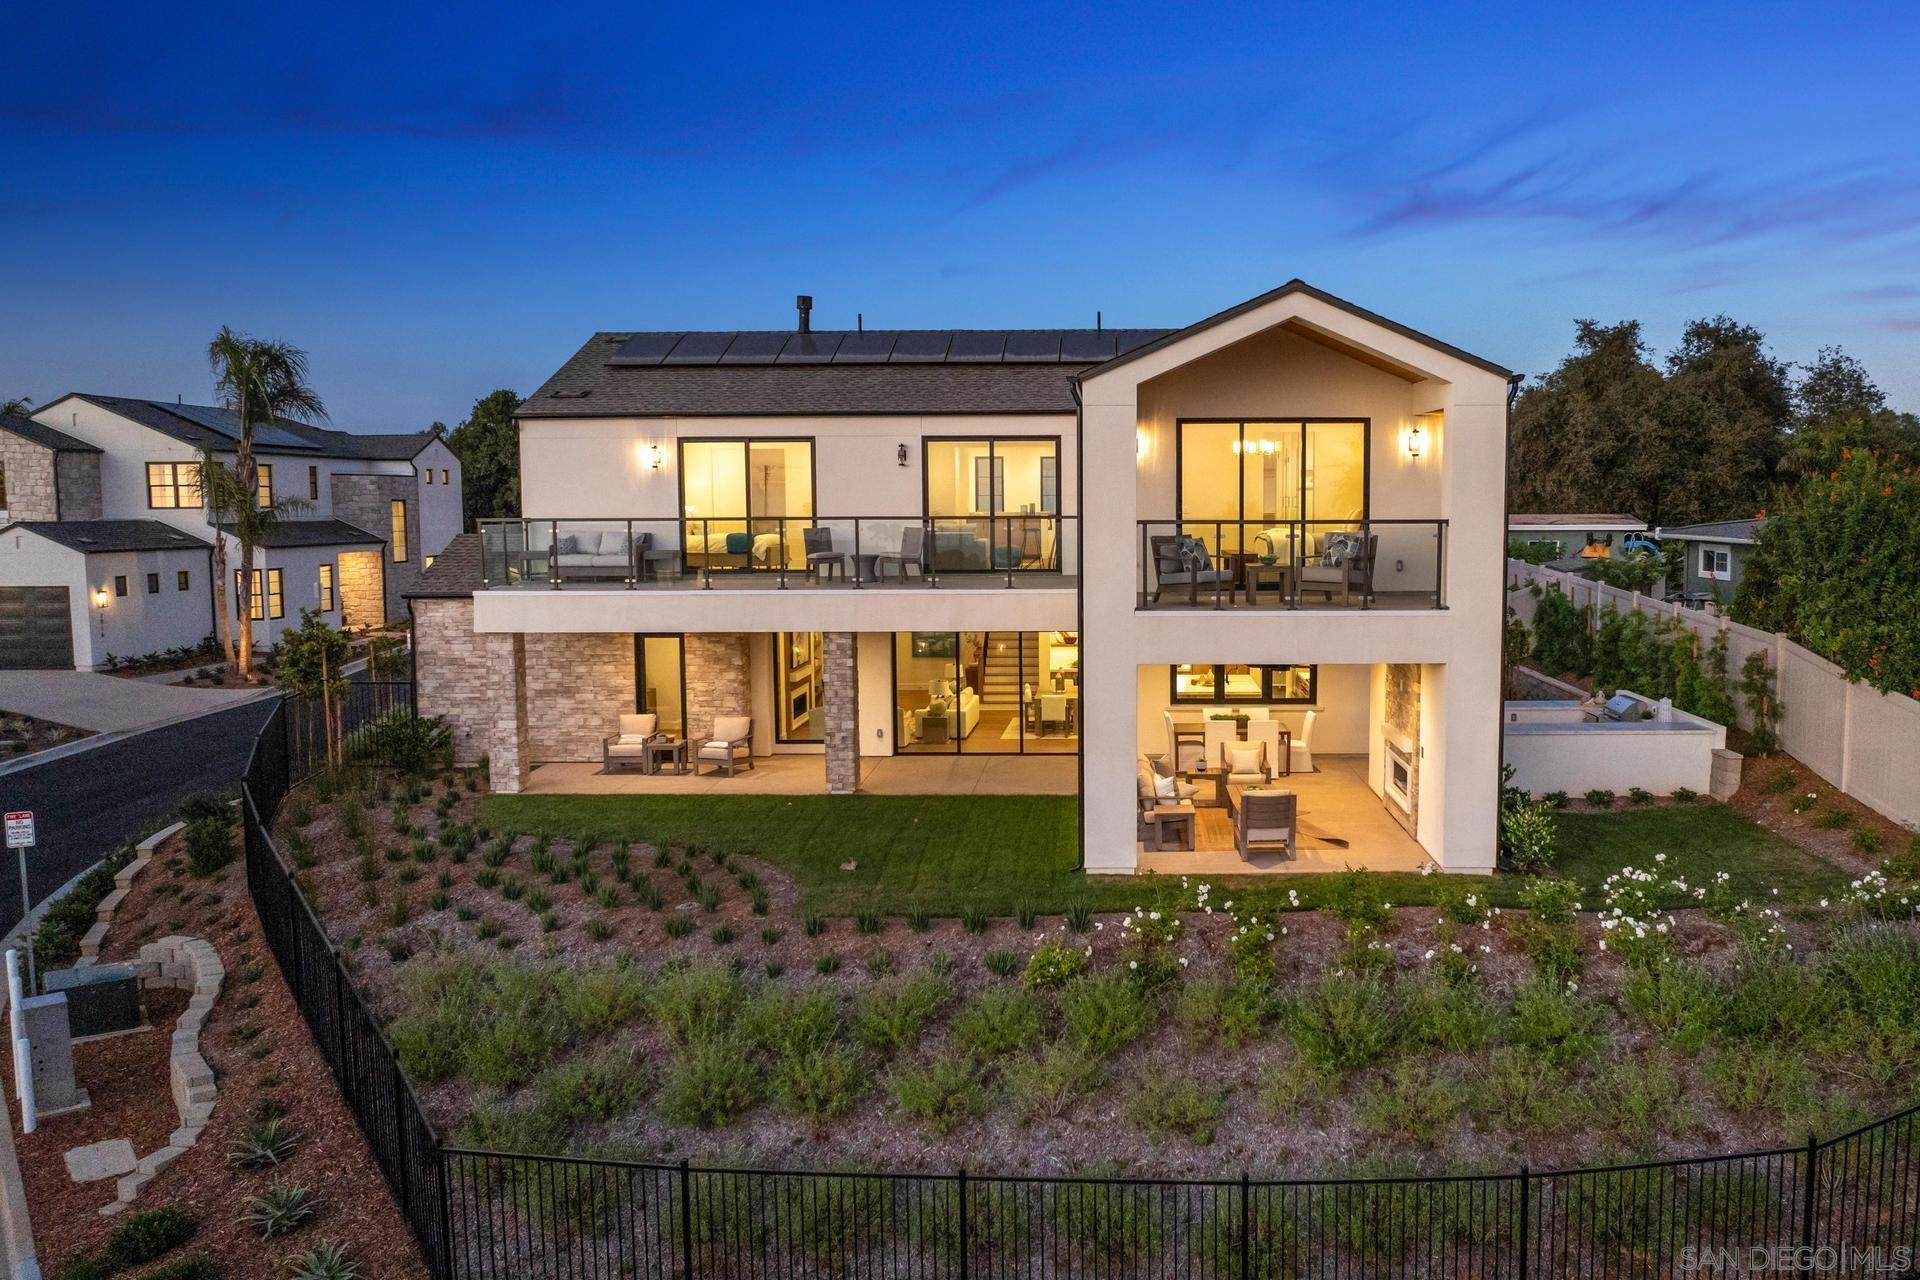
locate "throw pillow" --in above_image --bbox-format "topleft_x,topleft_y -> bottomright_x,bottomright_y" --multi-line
556,534 -> 580,555
1226,743 -> 1264,775
1154,772 -> 1182,800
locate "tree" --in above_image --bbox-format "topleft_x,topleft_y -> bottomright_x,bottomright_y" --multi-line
199,451 -> 307,677
273,609 -> 351,768
446,389 -> 521,529
1509,321 -> 1665,521
0,396 -> 31,415
1780,347 -> 1920,477
207,328 -> 327,677
1653,316 -> 1792,526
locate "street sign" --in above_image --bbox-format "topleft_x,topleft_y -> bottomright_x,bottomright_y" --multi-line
2,812 -> 31,850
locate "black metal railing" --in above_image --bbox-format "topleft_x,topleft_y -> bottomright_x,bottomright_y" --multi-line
1137,518 -> 1448,610
477,515 -> 1078,591
241,686 -> 1920,1280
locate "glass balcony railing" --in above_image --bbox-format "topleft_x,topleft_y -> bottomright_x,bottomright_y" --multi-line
1137,518 -> 1449,610
477,516 -> 1078,590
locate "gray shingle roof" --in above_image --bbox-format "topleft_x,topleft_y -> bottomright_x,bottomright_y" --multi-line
215,518 -> 384,548
0,413 -> 101,453
519,329 -> 1175,418
1656,519 -> 1764,544
1508,513 -> 1646,529
406,531 -> 484,598
55,395 -> 436,461
5,519 -> 209,554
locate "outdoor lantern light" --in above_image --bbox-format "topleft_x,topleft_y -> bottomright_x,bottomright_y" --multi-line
896,443 -> 909,467
646,444 -> 664,469
1405,422 -> 1427,459
93,585 -> 110,608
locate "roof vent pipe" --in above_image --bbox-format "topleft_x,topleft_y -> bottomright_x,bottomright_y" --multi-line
796,295 -> 813,334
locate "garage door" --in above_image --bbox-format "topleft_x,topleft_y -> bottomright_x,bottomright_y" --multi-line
0,587 -> 75,669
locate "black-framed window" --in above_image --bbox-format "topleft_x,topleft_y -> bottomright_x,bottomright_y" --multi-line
256,463 -> 274,509
678,437 -> 816,572
146,461 -> 202,509
390,499 -> 408,562
113,575 -> 128,597
234,568 -> 284,620
1175,419 -> 1369,554
634,634 -> 686,739
1170,663 -> 1317,705
177,569 -> 191,591
146,572 -> 160,594
308,465 -> 320,501
318,562 -> 335,611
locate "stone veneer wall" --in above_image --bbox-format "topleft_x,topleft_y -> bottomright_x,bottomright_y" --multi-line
55,451 -> 103,520
484,632 -> 531,792
526,633 -> 635,763
823,631 -> 860,793
0,436 -> 58,521
1383,663 -> 1422,835
413,598 -> 490,764
336,549 -> 386,630
685,633 -> 751,746
330,473 -> 422,618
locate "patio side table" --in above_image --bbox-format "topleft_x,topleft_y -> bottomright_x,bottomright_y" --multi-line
1147,805 -> 1196,852
1244,561 -> 1291,606
645,738 -> 689,775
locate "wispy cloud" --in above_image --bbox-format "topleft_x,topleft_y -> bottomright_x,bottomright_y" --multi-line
1852,284 -> 1920,301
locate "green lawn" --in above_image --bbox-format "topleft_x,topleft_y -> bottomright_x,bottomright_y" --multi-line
480,794 -> 1850,917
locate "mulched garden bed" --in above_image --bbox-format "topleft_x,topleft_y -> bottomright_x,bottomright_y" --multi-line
0,711 -> 94,758
7,826 -> 430,1280
261,764 -> 1919,1187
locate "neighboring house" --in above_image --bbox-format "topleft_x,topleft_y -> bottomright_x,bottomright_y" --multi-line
1507,513 -> 1647,559
410,281 -> 1511,875
0,395 -> 462,668
1656,518 -> 1764,604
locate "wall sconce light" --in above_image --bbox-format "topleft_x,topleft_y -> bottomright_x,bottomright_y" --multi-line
896,444 -> 909,468
645,444 -> 664,470
93,585 -> 110,608
1135,429 -> 1148,458
1405,423 -> 1427,459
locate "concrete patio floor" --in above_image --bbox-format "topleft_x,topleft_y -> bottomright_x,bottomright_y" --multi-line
522,753 -> 1077,796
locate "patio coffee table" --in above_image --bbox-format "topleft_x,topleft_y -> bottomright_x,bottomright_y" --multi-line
1146,805 -> 1195,852
645,738 -> 689,775
1244,561 -> 1292,605
1177,767 -> 1230,808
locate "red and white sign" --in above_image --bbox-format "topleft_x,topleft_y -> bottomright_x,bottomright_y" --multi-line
2,812 -> 32,850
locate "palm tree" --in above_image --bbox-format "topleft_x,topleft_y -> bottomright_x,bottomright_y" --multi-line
199,451 -> 309,678
0,396 -> 32,415
207,328 -> 327,677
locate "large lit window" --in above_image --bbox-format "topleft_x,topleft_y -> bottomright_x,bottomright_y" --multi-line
679,438 -> 814,571
146,462 -> 203,509
924,437 -> 1060,572
1170,663 -> 1316,705
234,569 -> 284,620
389,499 -> 408,562
1177,420 -> 1366,556
635,635 -> 685,738
256,464 -> 274,509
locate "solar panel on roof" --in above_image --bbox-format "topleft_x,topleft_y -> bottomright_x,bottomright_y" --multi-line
888,332 -> 952,362
1060,331 -> 1120,361
1110,329 -> 1173,355
607,333 -> 683,365
1003,331 -> 1064,362
717,332 -> 788,364
833,332 -> 898,362
777,333 -> 844,363
661,333 -> 736,365
946,332 -> 1007,363
163,403 -> 317,451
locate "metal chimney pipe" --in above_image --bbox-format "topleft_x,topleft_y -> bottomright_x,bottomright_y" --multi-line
796,295 -> 813,334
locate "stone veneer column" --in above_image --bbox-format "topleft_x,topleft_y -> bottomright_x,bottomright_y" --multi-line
822,631 -> 860,794
483,632 -> 532,793
683,633 -> 751,746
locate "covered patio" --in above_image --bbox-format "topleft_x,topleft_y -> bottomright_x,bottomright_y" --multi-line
522,753 -> 1077,797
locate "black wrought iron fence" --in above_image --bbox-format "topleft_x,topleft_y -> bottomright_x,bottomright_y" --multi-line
240,687 -> 1920,1280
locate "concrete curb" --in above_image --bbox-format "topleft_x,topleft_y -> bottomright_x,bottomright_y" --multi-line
0,686 -> 281,780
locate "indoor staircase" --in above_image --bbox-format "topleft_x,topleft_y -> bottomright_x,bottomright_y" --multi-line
979,634 -> 1038,709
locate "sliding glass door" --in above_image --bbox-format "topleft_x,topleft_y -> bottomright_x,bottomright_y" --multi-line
1178,420 -> 1367,557
892,631 -> 1078,755
923,437 -> 1059,573
679,438 -> 814,571
634,635 -> 685,737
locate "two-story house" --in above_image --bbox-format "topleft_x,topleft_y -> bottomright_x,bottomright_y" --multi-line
410,281 -> 1513,874
0,395 -> 462,669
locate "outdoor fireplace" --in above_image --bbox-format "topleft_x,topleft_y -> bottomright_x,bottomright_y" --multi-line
1385,733 -> 1414,813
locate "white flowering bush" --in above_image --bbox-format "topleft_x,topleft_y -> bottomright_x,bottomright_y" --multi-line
1023,935 -> 1089,989
1596,861 -> 1681,968
1117,906 -> 1182,987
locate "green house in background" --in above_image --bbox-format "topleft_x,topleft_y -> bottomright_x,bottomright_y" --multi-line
1657,518 -> 1764,605
1507,513 -> 1648,559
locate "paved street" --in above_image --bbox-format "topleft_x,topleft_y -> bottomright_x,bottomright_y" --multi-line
0,697 -> 280,929
0,669 -> 267,734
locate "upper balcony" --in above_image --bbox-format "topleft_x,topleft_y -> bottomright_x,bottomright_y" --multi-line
1137,518 -> 1448,611
477,515 -> 1077,593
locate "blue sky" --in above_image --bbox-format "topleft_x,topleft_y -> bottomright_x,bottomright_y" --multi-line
4,0 -> 1918,429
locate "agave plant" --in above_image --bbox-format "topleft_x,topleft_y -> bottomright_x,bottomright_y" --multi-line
289,1242 -> 358,1280
241,1179 -> 315,1238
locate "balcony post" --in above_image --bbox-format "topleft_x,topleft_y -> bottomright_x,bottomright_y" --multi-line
778,517 -> 788,590
926,518 -> 938,589
1139,521 -> 1149,609
852,518 -> 864,588
1005,517 -> 1015,589
549,520 -> 560,590
625,519 -> 636,589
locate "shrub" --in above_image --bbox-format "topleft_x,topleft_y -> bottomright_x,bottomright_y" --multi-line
770,1043 -> 864,1124
1542,790 -> 1569,809
1324,870 -> 1389,937
288,1243 -> 358,1280
950,989 -> 1045,1059
183,815 -> 235,876
1853,827 -> 1884,855
815,954 -> 840,975
1124,1066 -> 1225,1143
228,1115 -> 298,1168
102,1206 -> 198,1270
985,951 -> 1019,977
1500,797 -> 1560,874
1579,1052 -> 1693,1147
1402,975 -> 1499,1052
961,908 -> 988,934
665,916 -> 693,939
1065,902 -> 1092,932
1508,976 -> 1602,1067
140,1258 -> 218,1280
534,1047 -> 646,1125
802,912 -> 826,937
1023,939 -> 1089,989
855,909 -> 882,935
1584,789 -> 1616,808
890,1057 -> 987,1135
242,1180 -> 315,1238
1470,1048 -> 1568,1135
1621,961 -> 1723,1052
1281,972 -> 1398,1072
357,710 -> 452,776
905,906 -> 930,932
1353,1060 -> 1466,1144
648,965 -> 746,1045
657,1037 -> 757,1127
1004,1044 -> 1103,1122
853,973 -> 951,1053
1627,787 -> 1654,805
1671,787 -> 1698,804
1060,971 -> 1155,1058
1015,902 -> 1038,929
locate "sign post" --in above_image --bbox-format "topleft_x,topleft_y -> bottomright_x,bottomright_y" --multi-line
4,811 -> 35,991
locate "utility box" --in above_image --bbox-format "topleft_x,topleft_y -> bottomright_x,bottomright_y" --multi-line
21,992 -> 89,1116
44,965 -> 143,1038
